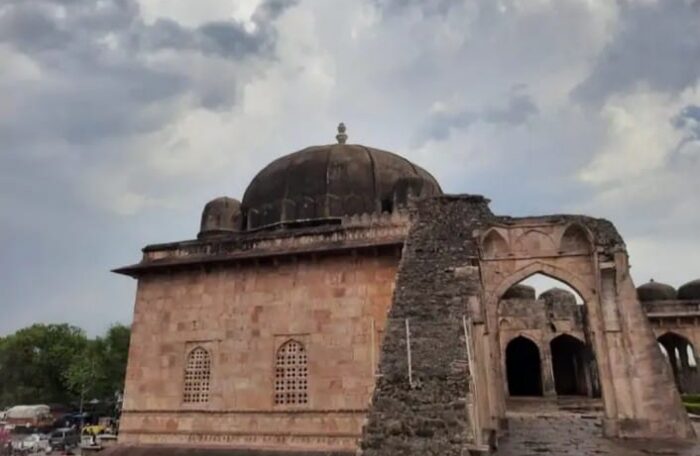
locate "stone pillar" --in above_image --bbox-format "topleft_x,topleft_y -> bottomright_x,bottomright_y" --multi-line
541,340 -> 556,397
668,346 -> 680,388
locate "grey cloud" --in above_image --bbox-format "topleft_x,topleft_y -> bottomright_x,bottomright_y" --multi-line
138,0 -> 298,59
0,3 -> 71,52
0,0 -> 298,334
574,0 -> 700,104
0,0 -> 298,146
673,105 -> 700,128
672,105 -> 700,158
415,92 -> 538,145
372,0 -> 462,17
253,0 -> 300,22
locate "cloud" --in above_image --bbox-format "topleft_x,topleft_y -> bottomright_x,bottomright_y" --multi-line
1,0 -> 699,335
415,91 -> 538,145
574,0 -> 700,104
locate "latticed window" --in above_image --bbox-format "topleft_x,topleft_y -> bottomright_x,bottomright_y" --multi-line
183,347 -> 211,404
274,340 -> 308,406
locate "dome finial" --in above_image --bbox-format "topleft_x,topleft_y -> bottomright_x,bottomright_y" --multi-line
336,122 -> 348,144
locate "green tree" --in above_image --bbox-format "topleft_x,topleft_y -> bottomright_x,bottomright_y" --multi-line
0,323 -> 131,409
64,343 -> 104,413
0,324 -> 88,407
98,324 -> 131,398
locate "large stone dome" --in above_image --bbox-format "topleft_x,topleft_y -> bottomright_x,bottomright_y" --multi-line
678,279 -> 700,301
637,280 -> 677,302
502,284 -> 536,300
241,125 -> 442,230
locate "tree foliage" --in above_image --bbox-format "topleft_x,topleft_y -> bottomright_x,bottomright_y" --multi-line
0,323 -> 130,409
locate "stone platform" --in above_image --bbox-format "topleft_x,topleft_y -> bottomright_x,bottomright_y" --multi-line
496,398 -> 700,455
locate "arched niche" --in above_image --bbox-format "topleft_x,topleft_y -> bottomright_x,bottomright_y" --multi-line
513,230 -> 556,254
560,223 -> 592,253
482,229 -> 509,258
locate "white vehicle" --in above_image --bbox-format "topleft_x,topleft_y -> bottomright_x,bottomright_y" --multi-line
12,433 -> 51,453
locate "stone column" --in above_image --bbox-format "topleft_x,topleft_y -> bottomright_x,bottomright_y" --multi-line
541,340 -> 556,397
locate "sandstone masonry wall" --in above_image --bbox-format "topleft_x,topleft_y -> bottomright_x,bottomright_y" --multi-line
120,250 -> 399,451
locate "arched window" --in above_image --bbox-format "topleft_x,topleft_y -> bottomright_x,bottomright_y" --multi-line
274,340 -> 308,406
183,347 -> 211,404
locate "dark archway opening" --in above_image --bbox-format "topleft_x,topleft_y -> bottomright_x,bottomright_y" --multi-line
658,332 -> 698,394
506,336 -> 543,396
551,334 -> 588,396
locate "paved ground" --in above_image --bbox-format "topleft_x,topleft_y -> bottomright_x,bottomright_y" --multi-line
495,398 -> 700,456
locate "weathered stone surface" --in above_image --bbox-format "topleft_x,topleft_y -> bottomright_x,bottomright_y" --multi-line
103,446 -> 353,456
114,146 -> 697,455
119,248 -> 400,451
360,195 -> 495,456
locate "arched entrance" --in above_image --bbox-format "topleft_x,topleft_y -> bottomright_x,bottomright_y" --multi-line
550,334 -> 588,396
658,332 -> 698,394
506,336 -> 543,396
478,222 -> 695,439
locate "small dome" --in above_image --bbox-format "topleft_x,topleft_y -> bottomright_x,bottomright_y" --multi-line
678,279 -> 700,301
198,197 -> 242,239
637,280 -> 677,302
540,287 -> 577,306
502,284 -> 536,300
241,124 -> 442,230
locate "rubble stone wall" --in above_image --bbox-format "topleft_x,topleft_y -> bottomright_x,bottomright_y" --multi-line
360,195 -> 494,456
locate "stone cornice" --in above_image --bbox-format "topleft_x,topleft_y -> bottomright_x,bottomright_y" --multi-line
114,212 -> 410,277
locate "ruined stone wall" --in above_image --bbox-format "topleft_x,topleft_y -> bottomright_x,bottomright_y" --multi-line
119,250 -> 399,451
360,195 -> 494,455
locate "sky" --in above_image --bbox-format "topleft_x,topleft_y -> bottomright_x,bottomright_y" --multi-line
1,0 -> 699,336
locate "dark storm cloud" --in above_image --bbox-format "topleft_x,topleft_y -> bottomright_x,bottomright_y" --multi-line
574,0 -> 700,104
415,92 -> 538,145
0,0 -> 299,145
0,0 -> 298,335
143,0 -> 298,60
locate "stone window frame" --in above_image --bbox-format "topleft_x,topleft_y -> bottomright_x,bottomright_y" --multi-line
273,335 -> 310,408
182,343 -> 214,405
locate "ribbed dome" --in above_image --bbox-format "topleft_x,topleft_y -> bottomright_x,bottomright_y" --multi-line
540,287 -> 577,306
502,284 -> 536,300
241,140 -> 442,230
637,280 -> 677,302
198,197 -> 242,239
678,279 -> 700,301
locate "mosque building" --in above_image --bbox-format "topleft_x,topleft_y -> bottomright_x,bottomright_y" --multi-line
109,125 -> 700,455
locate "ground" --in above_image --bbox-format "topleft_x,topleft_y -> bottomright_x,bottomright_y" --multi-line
496,398 -> 700,455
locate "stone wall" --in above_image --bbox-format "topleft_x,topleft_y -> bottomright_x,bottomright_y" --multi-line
120,249 -> 399,451
360,195 -> 495,455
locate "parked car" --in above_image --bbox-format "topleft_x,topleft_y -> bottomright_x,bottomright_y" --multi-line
11,433 -> 51,453
49,427 -> 79,450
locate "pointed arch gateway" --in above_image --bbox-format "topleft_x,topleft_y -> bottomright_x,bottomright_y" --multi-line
476,219 -> 694,439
